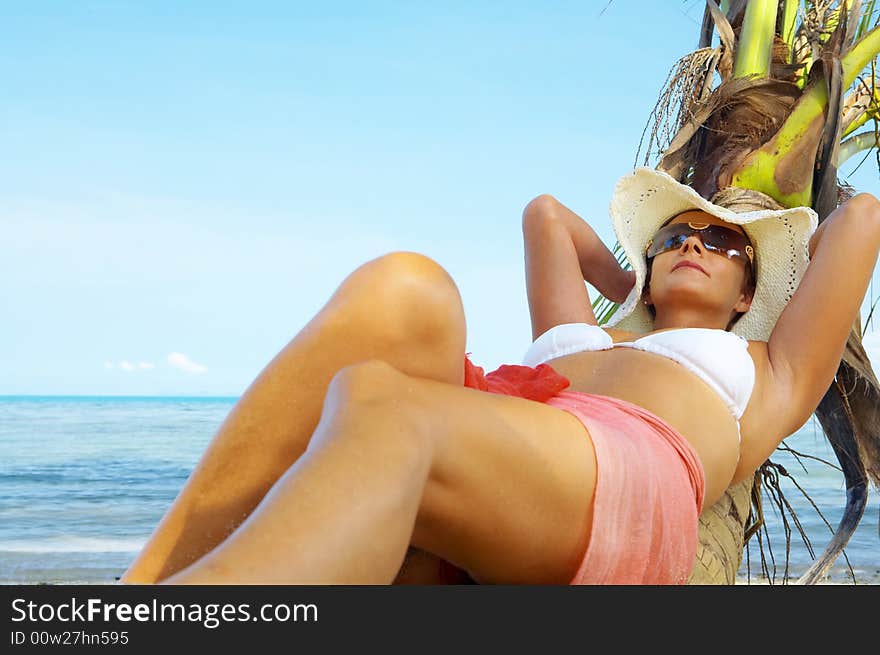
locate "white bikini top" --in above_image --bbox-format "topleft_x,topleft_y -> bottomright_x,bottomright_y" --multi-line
522,323 -> 755,429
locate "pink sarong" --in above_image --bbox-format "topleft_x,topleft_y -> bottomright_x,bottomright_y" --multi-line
463,354 -> 706,585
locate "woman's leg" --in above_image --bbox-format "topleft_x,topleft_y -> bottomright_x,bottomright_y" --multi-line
162,359 -> 598,585
121,251 -> 469,584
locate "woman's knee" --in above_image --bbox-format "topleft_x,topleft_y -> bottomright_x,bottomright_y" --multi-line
326,359 -> 406,404
319,359 -> 433,453
339,251 -> 466,349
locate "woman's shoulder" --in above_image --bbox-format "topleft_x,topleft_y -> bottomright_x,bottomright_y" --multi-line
736,338 -> 804,481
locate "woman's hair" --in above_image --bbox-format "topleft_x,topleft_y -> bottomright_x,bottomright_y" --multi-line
641,214 -> 757,331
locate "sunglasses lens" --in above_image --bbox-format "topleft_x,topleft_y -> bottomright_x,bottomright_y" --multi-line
703,226 -> 750,262
647,224 -> 689,258
647,223 -> 752,264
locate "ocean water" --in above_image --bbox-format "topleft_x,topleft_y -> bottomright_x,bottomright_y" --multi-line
0,396 -> 877,585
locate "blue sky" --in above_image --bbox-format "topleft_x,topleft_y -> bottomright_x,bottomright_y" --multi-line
3,1 -> 880,396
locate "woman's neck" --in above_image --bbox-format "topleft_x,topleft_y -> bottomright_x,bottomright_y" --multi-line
651,306 -> 731,331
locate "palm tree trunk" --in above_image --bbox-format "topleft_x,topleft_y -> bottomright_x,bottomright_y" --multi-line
687,479 -> 754,584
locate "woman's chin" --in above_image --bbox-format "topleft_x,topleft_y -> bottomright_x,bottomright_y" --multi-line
652,287 -> 722,312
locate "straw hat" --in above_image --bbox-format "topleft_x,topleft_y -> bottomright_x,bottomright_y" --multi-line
606,167 -> 819,342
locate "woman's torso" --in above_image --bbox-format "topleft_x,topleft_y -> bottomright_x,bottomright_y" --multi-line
535,325 -> 766,508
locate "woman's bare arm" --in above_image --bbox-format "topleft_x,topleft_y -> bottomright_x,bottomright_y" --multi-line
746,193 -> 880,470
522,195 -> 635,340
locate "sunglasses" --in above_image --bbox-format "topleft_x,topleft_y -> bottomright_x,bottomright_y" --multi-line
646,221 -> 755,268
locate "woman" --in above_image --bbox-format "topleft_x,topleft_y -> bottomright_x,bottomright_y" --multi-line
120,168 -> 880,585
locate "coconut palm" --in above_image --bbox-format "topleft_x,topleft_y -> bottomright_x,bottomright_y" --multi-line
596,0 -> 880,584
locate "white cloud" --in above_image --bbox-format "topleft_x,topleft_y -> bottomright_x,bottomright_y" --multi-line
119,360 -> 135,372
138,361 -> 155,370
167,352 -> 207,374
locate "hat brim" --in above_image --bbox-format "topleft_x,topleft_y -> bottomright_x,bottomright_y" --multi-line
606,167 -> 819,342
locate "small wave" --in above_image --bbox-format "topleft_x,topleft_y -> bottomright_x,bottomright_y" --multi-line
0,536 -> 146,553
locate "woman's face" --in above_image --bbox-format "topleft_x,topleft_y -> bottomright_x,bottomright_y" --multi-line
644,210 -> 754,323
